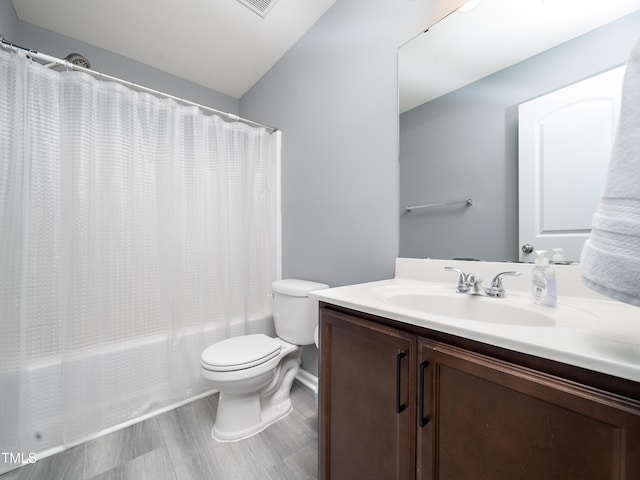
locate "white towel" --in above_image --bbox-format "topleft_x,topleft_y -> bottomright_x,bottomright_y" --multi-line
580,36 -> 640,307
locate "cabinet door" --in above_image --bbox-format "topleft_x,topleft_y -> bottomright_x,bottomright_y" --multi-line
417,338 -> 640,480
319,308 -> 416,480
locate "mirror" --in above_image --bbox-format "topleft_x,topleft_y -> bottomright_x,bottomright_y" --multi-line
398,0 -> 640,262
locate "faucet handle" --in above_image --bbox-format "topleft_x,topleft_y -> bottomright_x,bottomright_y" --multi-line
444,266 -> 465,277
466,273 -> 479,286
445,266 -> 468,293
489,271 -> 522,290
445,266 -> 478,293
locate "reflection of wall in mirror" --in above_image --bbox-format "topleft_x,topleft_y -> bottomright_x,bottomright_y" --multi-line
399,11 -> 640,262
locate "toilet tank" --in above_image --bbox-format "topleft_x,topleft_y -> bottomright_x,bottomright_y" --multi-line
272,279 -> 329,345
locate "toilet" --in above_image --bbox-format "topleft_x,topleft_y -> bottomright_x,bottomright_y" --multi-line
201,279 -> 328,442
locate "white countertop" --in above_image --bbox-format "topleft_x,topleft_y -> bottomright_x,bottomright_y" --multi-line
311,258 -> 640,383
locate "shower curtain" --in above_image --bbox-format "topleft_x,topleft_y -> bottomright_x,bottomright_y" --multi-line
0,49 -> 279,468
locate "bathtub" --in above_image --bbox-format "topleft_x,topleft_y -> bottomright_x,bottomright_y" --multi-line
0,314 -> 275,474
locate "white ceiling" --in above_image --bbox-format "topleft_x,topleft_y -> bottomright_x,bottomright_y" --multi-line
12,0 -> 338,99
399,0 -> 640,113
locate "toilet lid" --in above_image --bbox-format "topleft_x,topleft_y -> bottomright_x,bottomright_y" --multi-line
201,334 -> 281,372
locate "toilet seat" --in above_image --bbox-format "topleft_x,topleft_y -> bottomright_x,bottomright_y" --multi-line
201,334 -> 281,372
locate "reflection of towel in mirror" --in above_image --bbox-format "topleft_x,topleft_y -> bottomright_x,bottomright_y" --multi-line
580,36 -> 640,307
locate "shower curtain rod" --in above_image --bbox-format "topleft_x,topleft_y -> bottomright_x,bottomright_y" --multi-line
0,36 -> 278,133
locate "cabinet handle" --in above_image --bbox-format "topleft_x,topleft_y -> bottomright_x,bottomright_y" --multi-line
419,360 -> 430,427
396,351 -> 407,414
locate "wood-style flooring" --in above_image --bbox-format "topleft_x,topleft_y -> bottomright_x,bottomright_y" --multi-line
1,382 -> 318,480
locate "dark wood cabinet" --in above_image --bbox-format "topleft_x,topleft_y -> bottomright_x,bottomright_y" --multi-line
319,307 -> 416,480
417,338 -> 640,479
319,303 -> 640,480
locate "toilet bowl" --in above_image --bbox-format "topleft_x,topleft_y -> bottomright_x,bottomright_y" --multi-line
201,334 -> 301,441
201,279 -> 328,442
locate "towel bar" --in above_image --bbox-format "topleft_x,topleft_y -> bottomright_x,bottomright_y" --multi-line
405,198 -> 473,213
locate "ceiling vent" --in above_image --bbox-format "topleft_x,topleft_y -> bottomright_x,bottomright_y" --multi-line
236,0 -> 279,17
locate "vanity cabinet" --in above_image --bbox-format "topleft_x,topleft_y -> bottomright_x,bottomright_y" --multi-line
318,307 -> 416,479
319,304 -> 640,480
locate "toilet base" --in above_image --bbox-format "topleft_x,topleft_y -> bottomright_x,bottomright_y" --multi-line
210,352 -> 301,442
212,394 -> 293,442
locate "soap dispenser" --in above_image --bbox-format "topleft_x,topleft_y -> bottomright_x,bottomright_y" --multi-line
532,250 -> 557,307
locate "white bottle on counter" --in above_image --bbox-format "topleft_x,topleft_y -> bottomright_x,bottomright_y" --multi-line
532,250 -> 557,307
551,248 -> 567,265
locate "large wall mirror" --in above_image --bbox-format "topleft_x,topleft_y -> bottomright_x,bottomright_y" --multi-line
398,0 -> 640,262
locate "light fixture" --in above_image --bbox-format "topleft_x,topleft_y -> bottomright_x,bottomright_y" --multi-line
458,0 -> 482,12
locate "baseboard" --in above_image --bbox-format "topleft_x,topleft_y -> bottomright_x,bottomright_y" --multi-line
295,368 -> 318,391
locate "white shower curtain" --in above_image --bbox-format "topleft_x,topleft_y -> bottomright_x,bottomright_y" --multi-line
0,49 -> 279,467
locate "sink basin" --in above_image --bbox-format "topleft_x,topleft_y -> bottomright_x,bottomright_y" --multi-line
373,285 -> 556,327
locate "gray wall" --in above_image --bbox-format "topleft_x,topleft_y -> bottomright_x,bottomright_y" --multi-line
10,20 -> 238,114
399,11 -> 640,262
240,0 -> 464,289
0,0 -> 18,41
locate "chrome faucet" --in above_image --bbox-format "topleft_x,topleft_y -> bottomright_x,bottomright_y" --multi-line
445,267 -> 521,298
